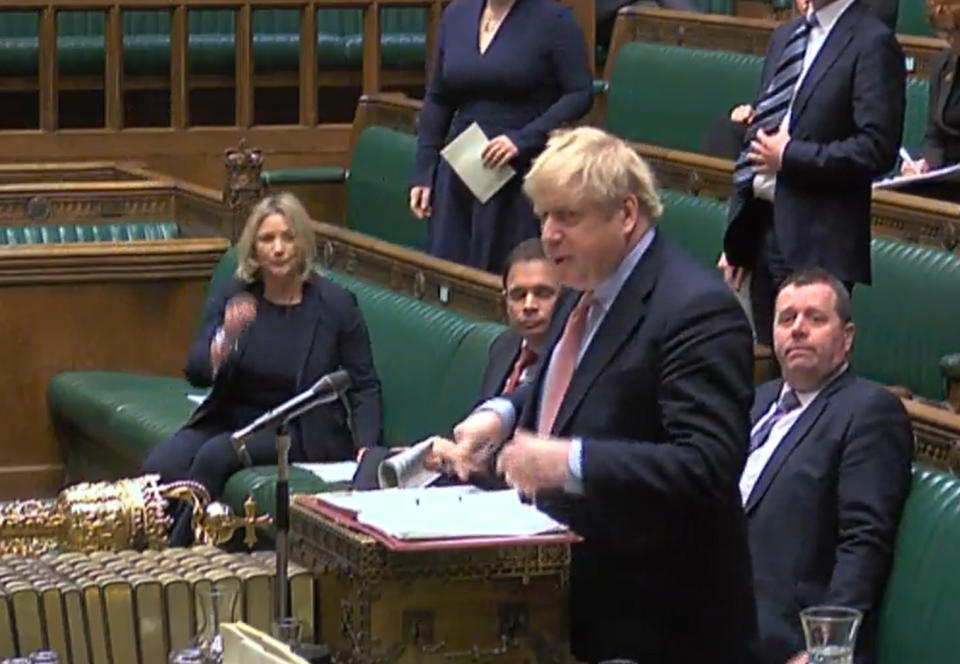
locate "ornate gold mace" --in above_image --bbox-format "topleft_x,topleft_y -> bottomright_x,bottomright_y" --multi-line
0,475 -> 269,556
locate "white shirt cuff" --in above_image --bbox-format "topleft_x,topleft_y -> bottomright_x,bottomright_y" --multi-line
564,437 -> 585,495
476,397 -> 516,441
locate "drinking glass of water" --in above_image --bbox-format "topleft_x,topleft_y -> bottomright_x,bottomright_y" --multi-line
800,605 -> 862,664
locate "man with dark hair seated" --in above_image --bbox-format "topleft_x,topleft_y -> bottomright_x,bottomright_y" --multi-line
478,238 -> 560,400
744,268 -> 912,664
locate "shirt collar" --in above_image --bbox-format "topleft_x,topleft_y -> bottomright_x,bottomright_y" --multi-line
592,227 -> 656,311
808,0 -> 855,33
781,361 -> 850,408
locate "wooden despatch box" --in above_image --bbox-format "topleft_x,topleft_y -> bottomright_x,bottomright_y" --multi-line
289,496 -> 574,664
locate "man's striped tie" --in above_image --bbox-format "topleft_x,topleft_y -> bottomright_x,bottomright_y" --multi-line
733,15 -> 817,189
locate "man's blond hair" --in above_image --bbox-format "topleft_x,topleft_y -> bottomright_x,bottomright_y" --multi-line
235,192 -> 316,282
523,127 -> 663,219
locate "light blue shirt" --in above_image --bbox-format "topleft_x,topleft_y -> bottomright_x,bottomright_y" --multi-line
484,227 -> 657,492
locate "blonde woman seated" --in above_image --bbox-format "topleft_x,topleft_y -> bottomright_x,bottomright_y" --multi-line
143,193 -> 382,523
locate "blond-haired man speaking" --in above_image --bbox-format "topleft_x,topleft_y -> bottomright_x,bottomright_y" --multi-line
434,128 -> 757,664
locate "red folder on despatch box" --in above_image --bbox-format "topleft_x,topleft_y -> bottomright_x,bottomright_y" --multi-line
294,494 -> 582,552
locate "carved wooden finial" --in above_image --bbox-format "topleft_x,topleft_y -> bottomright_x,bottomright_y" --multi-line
223,139 -> 265,240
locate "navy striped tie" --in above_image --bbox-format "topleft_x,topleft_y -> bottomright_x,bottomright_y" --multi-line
733,15 -> 817,189
748,389 -> 801,454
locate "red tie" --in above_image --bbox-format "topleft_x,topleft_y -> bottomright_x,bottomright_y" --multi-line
538,292 -> 594,435
503,346 -> 538,394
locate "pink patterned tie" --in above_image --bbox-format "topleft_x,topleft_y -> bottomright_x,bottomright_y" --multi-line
538,292 -> 594,435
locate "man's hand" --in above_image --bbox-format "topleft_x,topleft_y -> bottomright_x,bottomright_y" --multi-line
481,135 -> 519,168
443,410 -> 505,480
211,293 -> 257,372
424,436 -> 460,472
749,121 -> 791,174
496,430 -> 572,494
730,104 -> 755,124
717,252 -> 747,291
901,157 -> 929,176
786,652 -> 808,664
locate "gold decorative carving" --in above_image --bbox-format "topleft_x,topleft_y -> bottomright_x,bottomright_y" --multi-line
223,140 -> 264,240
0,475 -> 268,556
26,196 -> 50,221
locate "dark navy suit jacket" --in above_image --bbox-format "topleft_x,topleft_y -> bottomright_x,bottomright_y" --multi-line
185,274 -> 383,460
725,1 -> 905,285
745,372 -> 912,664
504,234 -> 757,664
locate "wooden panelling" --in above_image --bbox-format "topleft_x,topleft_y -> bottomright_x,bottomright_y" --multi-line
0,238 -> 229,500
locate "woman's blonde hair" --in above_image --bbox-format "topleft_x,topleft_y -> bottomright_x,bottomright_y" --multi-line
235,192 -> 316,283
523,127 -> 663,219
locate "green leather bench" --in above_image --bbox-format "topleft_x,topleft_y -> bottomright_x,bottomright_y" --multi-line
262,125 -> 425,250
604,42 -> 930,158
655,189 -> 960,402
896,0 -> 935,37
876,464 -> 960,663
0,221 -> 179,245
48,247 -> 504,517
0,8 -> 427,76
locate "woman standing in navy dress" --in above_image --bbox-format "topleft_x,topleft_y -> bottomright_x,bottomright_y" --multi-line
409,0 -> 593,273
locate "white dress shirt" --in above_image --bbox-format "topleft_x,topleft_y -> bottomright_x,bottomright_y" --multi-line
739,363 -> 849,505
753,0 -> 857,201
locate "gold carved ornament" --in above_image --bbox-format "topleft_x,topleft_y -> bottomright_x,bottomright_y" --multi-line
0,475 -> 271,556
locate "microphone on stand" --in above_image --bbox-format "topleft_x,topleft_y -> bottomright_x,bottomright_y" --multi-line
230,369 -> 352,466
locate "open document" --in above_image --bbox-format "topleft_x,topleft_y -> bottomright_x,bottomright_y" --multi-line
320,486 -> 566,540
873,163 -> 960,189
440,122 -> 516,203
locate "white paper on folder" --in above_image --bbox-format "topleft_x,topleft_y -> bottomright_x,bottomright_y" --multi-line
294,461 -> 358,484
873,163 -> 960,189
440,122 -> 516,203
319,485 -> 566,540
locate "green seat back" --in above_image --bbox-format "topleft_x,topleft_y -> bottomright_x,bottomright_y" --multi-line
877,464 -> 960,664
690,0 -> 735,13
607,42 -> 763,152
851,239 -> 960,400
897,0 -> 934,36
346,126 -> 425,250
0,221 -> 179,245
903,77 -> 930,158
657,189 -> 727,269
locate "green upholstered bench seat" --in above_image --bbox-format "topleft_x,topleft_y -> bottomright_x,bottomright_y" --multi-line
0,221 -> 179,245
48,250 -> 505,519
877,464 -> 960,663
604,42 -> 930,159
0,9 -> 427,76
260,167 -> 346,186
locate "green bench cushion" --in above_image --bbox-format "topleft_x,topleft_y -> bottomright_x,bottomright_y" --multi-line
896,0 -> 934,37
0,9 -> 426,76
0,221 -> 179,245
852,239 -> 960,400
346,126 -> 425,250
657,189 -> 726,269
260,167 -> 346,186
222,465 -> 333,520
877,464 -> 960,663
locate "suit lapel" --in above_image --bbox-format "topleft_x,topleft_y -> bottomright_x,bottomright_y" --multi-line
938,54 -> 958,135
292,277 -> 326,389
550,235 -> 661,435
790,4 -> 859,123
744,369 -> 854,514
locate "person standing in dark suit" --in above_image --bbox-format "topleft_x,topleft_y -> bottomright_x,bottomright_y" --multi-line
719,0 -> 905,345
743,269 -> 911,664
143,193 -> 383,504
434,127 -> 757,664
478,238 -> 559,400
409,0 -> 593,274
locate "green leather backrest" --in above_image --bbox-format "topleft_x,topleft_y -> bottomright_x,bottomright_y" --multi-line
204,249 -> 502,445
607,42 -> 763,152
897,0 -> 934,36
851,239 -> 960,400
903,77 -> 930,158
0,221 -> 179,245
657,189 -> 727,269
877,464 -> 960,664
690,0 -> 735,14
346,126 -> 426,250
